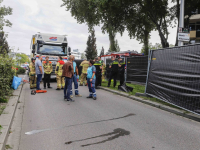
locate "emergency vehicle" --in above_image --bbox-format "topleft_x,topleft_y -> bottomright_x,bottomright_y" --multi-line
30,33 -> 70,79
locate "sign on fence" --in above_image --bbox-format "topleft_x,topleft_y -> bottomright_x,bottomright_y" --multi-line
178,33 -> 190,42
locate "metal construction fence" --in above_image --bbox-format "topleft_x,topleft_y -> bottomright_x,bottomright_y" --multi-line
126,56 -> 148,84
105,57 -> 148,84
145,44 -> 200,115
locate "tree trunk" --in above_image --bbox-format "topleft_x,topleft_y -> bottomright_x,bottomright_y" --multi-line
144,30 -> 149,55
108,24 -> 116,52
156,25 -> 169,48
175,0 -> 180,46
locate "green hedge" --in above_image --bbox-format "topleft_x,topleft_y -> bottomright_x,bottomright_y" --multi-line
17,66 -> 26,74
0,54 -> 15,102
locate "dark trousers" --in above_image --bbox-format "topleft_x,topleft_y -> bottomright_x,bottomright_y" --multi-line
119,72 -> 124,86
87,78 -> 96,97
108,71 -> 118,87
95,71 -> 101,87
64,77 -> 72,99
44,73 -> 51,88
36,74 -> 42,90
70,74 -> 79,95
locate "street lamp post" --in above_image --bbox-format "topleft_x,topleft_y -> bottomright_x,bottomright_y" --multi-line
178,0 -> 185,46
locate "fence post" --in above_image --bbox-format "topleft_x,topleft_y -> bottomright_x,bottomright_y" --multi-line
145,49 -> 152,94
124,57 -> 127,83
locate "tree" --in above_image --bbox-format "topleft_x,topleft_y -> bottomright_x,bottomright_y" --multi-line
16,53 -> 30,65
100,47 -> 104,56
85,29 -> 97,60
61,0 -> 123,52
81,53 -> 86,59
141,43 -> 162,53
0,0 -> 13,30
115,40 -> 120,52
0,31 -> 9,54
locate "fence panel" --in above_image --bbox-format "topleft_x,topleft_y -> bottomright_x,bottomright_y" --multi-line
146,44 -> 200,115
126,56 -> 148,84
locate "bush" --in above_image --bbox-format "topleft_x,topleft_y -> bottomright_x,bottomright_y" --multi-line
0,54 -> 15,102
16,66 -> 25,74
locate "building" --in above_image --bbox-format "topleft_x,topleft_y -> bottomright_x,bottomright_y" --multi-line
189,13 -> 200,43
71,49 -> 81,59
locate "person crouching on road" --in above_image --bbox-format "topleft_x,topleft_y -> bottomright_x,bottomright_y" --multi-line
87,60 -> 97,100
29,57 -> 36,89
43,56 -> 53,89
62,55 -> 74,102
55,56 -> 65,90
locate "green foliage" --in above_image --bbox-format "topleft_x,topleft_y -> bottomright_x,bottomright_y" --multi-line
85,29 -> 97,60
81,53 -> 87,59
0,105 -> 6,115
16,53 -> 30,65
0,0 -> 13,30
100,47 -> 104,56
141,43 -> 175,54
16,66 -> 25,74
0,31 -> 9,54
115,40 -> 120,52
0,54 -> 15,102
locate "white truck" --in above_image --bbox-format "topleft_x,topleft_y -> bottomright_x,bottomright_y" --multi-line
30,33 -> 71,79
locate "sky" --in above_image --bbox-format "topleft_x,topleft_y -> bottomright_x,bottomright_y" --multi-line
2,0 -> 177,55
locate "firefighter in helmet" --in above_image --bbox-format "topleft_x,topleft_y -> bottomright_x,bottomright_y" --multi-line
43,56 -> 53,89
55,56 -> 65,90
29,57 -> 36,89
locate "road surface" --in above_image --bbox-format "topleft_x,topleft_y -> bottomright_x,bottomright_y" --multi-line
6,74 -> 200,150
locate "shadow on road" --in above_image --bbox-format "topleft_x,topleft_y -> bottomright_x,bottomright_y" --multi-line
65,128 -> 130,147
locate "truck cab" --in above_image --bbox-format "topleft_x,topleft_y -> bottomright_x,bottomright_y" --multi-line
30,33 -> 69,79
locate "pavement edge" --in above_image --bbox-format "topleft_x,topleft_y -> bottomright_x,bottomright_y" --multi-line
0,84 -> 23,150
100,87 -> 200,122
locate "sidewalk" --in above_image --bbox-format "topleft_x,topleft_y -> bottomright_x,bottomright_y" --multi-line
0,81 -> 23,150
100,86 -> 200,122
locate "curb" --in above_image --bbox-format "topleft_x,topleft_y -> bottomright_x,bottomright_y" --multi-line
99,87 -> 200,122
0,84 -> 23,150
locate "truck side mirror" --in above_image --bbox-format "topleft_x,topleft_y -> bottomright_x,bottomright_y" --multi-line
68,47 -> 71,55
32,50 -> 35,54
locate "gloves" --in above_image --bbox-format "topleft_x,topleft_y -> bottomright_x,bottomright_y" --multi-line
77,75 -> 79,79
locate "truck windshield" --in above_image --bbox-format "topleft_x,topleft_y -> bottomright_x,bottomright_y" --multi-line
38,44 -> 67,55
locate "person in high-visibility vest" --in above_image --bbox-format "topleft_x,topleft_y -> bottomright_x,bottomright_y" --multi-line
118,57 -> 125,86
101,62 -> 106,82
29,57 -> 36,89
43,56 -> 53,89
107,56 -> 119,88
55,56 -> 65,90
94,57 -> 102,89
79,59 -> 89,86
98,56 -> 103,85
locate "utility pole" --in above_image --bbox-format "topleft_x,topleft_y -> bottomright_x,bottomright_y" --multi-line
178,0 -> 185,46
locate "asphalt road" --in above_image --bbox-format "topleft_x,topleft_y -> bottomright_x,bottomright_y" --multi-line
6,74 -> 200,150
